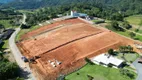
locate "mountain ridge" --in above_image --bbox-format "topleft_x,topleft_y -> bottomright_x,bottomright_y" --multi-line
0,0 -> 142,13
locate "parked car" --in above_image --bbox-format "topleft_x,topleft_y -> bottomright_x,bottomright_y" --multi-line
138,56 -> 142,63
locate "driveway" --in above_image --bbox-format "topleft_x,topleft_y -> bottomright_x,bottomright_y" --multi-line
9,14 -> 36,80
133,58 -> 142,80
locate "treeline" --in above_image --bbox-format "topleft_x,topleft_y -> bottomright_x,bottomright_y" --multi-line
19,0 -> 142,27
0,9 -> 22,20
25,2 -> 124,27
1,0 -> 142,15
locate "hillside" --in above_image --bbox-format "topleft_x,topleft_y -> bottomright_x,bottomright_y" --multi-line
0,0 -> 14,3
0,0 -> 141,10
0,0 -> 141,16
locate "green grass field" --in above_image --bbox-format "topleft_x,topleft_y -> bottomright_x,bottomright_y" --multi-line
2,40 -> 9,49
125,15 -> 142,25
66,64 -> 136,80
0,20 -> 17,28
16,25 -> 40,41
117,52 -> 139,63
105,24 -> 142,42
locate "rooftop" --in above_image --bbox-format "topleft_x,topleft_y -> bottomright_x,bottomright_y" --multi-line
91,54 -> 123,66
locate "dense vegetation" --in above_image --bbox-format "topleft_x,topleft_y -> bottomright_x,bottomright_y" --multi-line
24,2 -> 125,27
0,59 -> 19,80
0,0 -> 14,3
0,47 -> 23,80
0,9 -> 22,28
0,0 -> 142,13
0,0 -> 142,27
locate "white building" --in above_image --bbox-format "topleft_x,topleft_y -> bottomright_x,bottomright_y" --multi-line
91,54 -> 124,68
70,10 -> 88,18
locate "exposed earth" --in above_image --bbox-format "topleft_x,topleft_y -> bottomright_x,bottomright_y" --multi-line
17,18 -> 140,80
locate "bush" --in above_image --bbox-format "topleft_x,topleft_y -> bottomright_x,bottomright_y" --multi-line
76,73 -> 80,75
21,24 -> 31,29
135,29 -> 139,32
119,69 -> 135,79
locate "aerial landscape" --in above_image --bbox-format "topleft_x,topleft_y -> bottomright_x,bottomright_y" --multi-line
0,0 -> 142,80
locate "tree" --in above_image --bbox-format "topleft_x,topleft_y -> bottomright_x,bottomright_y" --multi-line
119,46 -> 125,52
135,28 -> 139,32
111,21 -> 119,29
111,13 -> 124,21
120,69 -> 135,79
110,21 -> 124,31
119,45 -> 133,55
129,32 -> 136,38
0,61 -> 19,80
127,45 -> 133,51
122,21 -> 132,29
108,49 -> 115,56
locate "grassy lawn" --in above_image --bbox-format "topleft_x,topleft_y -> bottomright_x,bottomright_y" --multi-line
2,40 -> 9,49
105,24 -> 142,42
16,25 -> 40,41
93,19 -> 101,23
92,19 -> 105,24
16,29 -> 29,41
137,29 -> 142,34
135,34 -> 142,41
0,20 -> 17,28
116,31 -> 130,37
125,15 -> 142,25
66,64 -> 136,80
117,52 -> 139,63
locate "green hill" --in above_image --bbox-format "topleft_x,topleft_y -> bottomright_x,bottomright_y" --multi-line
0,0 -> 141,12
0,0 -> 14,3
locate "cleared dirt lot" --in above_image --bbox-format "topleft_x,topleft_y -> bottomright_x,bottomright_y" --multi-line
20,23 -> 103,57
18,18 -> 136,80
21,18 -> 88,39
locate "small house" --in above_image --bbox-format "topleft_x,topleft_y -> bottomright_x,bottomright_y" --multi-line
91,54 -> 124,68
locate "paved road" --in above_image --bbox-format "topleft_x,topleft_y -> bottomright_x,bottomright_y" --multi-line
133,59 -> 142,80
9,14 -> 36,80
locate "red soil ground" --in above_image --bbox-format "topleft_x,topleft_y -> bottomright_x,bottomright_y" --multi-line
20,23 -> 103,57
21,18 -> 88,40
18,18 -> 136,80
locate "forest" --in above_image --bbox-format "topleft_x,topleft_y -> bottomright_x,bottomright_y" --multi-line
1,0 -> 142,27
24,1 -> 140,27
